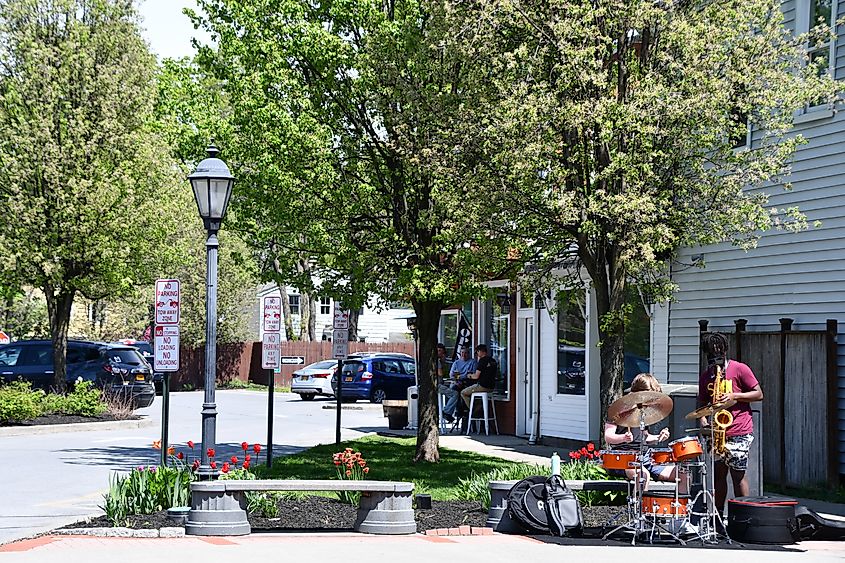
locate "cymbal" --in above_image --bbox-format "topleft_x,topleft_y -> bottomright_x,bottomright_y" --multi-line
608,390 -> 673,427
685,399 -> 737,421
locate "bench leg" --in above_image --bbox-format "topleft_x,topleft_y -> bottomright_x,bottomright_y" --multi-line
185,482 -> 251,536
354,490 -> 416,535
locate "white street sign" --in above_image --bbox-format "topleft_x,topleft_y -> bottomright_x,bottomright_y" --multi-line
333,307 -> 349,330
262,296 -> 282,332
281,356 -> 305,365
262,332 -> 281,369
332,329 -> 349,359
154,325 -> 180,372
155,279 -> 180,325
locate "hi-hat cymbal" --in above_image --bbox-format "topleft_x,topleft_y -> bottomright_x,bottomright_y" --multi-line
685,427 -> 714,438
685,399 -> 737,421
608,390 -> 673,427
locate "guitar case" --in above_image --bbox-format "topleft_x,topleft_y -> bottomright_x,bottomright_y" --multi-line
727,496 -> 800,544
795,505 -> 845,541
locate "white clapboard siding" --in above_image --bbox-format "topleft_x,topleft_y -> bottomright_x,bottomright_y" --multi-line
667,1 -> 845,470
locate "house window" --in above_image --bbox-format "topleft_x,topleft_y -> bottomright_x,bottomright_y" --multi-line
557,289 -> 587,395
320,297 -> 331,315
483,293 -> 510,399
288,295 -> 300,315
799,0 -> 836,109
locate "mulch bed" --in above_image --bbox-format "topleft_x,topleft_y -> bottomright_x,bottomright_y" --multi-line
62,497 -> 623,534
1,413 -> 140,427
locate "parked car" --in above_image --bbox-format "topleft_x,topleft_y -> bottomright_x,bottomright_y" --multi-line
330,352 -> 415,404
114,339 -> 165,395
291,359 -> 338,400
0,340 -> 155,409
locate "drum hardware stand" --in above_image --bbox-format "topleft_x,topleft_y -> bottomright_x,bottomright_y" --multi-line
685,430 -> 731,545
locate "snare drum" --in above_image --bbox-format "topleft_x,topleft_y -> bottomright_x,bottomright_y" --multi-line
668,436 -> 703,461
649,448 -> 674,465
642,493 -> 689,517
600,450 -> 637,470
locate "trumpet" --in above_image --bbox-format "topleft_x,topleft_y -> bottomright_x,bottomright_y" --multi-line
707,364 -> 733,454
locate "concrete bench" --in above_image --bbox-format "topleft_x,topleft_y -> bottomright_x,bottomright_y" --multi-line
487,479 -> 676,531
186,479 -> 416,536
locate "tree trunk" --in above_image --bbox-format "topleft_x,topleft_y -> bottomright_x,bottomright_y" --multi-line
45,288 -> 75,393
299,291 -> 316,341
347,307 -> 359,342
278,283 -> 295,340
583,247 -> 627,441
413,299 -> 444,463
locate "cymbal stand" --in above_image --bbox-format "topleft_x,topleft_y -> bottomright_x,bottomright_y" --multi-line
687,432 -> 730,544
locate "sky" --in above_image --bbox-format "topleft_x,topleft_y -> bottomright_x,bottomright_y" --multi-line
137,0 -> 212,60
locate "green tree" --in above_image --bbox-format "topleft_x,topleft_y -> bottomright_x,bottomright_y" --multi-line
0,0 -> 189,391
193,0 -> 514,461
455,0 -> 836,423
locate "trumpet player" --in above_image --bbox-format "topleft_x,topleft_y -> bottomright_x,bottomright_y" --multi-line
698,332 -> 764,517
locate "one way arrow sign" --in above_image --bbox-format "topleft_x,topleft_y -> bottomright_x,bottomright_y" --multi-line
281,356 -> 305,365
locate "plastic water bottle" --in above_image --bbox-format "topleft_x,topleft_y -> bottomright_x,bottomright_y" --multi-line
550,452 -> 561,476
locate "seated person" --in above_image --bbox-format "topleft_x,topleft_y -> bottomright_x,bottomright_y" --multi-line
440,346 -> 476,422
603,373 -> 679,488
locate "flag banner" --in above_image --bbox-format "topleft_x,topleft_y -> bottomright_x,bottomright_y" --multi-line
453,311 -> 472,360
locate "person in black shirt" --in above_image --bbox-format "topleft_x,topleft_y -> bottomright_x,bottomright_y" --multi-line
460,344 -> 497,408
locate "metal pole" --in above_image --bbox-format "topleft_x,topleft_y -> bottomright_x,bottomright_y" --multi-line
266,368 -> 274,467
335,358 -> 343,445
160,373 -> 170,466
198,231 -> 219,480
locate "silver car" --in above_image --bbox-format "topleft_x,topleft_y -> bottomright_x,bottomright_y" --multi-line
291,359 -> 337,400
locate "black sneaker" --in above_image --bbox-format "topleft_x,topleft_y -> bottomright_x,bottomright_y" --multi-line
443,413 -> 454,423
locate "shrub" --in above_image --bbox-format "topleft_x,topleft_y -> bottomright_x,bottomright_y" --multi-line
100,464 -> 195,525
332,448 -> 369,505
219,466 -> 281,517
101,388 -> 136,420
43,380 -> 107,416
0,381 -> 44,424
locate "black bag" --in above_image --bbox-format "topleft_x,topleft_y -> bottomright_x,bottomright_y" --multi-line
543,474 -> 583,536
727,497 -> 800,545
505,475 -> 583,536
795,505 -> 845,541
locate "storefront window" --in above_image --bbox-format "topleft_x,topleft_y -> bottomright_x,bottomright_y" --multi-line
484,293 -> 510,398
557,289 -> 587,395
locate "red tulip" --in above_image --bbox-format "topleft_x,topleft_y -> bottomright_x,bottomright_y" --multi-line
187,440 -> 194,449
207,448 -> 215,458
222,462 -> 230,473
241,442 -> 248,451
231,456 -> 238,464
245,454 -> 251,462
587,443 -> 595,452
243,460 -> 250,469
192,460 -> 200,470
177,452 -> 184,460
253,444 -> 261,454
210,461 -> 217,469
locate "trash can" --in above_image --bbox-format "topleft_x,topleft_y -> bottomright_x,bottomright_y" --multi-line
383,400 -> 408,430
406,385 -> 419,430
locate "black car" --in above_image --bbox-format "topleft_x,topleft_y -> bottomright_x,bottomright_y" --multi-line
0,340 -> 155,409
114,340 -> 165,395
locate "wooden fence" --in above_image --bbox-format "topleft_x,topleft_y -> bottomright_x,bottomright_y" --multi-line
169,340 -> 415,390
699,318 -> 839,488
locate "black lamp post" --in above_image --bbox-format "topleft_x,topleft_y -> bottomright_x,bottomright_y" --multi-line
188,143 -> 234,480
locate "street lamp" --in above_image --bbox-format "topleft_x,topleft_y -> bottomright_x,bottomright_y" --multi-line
189,143 -> 234,480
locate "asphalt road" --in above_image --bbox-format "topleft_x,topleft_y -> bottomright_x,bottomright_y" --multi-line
0,390 -> 386,545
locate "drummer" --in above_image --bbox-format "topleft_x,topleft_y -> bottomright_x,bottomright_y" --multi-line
604,373 -> 678,487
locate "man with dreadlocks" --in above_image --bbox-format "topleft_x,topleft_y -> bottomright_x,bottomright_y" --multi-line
698,332 -> 764,516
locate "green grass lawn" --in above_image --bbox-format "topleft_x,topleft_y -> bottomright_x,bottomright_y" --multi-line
253,435 -> 523,500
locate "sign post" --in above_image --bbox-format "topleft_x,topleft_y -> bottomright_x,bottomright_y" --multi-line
262,297 -> 282,467
333,307 -> 349,445
154,279 -> 180,467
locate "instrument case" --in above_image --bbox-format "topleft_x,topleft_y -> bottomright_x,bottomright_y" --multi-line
727,496 -> 799,544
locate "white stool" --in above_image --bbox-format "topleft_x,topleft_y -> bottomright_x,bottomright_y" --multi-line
437,391 -> 449,434
466,392 -> 498,436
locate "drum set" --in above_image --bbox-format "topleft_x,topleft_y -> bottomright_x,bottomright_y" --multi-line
599,390 -> 735,545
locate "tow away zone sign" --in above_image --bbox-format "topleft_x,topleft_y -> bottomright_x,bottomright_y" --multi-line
154,325 -> 180,372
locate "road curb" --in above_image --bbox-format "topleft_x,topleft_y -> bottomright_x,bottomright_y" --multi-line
51,527 -> 184,538
0,417 -> 155,437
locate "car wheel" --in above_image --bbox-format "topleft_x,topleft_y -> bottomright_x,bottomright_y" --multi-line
370,388 -> 386,404
300,394 -> 315,401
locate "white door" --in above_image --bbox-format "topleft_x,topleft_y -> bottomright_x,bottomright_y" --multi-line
520,317 -> 535,435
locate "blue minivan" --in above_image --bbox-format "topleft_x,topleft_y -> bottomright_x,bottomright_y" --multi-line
331,352 -> 415,403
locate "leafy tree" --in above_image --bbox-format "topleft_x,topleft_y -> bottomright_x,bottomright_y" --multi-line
0,0 -> 188,391
454,0 -> 836,423
193,0 -> 514,460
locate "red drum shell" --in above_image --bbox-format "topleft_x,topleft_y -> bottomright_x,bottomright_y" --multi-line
642,494 -> 689,517
668,437 -> 703,461
600,450 -> 637,470
650,448 -> 675,464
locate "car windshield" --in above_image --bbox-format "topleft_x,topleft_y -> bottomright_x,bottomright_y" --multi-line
106,349 -> 146,365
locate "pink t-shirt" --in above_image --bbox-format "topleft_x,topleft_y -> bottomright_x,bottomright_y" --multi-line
698,360 -> 759,437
